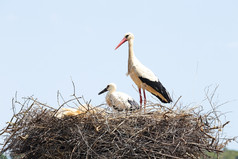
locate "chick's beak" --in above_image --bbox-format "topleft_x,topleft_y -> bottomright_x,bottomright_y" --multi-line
98,87 -> 108,95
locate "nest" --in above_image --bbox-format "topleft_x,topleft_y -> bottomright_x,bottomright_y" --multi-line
0,89 -> 235,159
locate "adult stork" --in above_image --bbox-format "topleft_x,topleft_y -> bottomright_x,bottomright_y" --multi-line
98,83 -> 139,112
115,32 -> 172,109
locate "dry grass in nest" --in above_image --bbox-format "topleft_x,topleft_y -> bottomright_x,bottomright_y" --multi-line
0,86 -> 236,159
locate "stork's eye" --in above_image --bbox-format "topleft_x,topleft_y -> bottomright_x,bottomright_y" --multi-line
125,35 -> 129,38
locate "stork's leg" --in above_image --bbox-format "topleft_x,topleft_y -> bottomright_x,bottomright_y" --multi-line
138,88 -> 142,109
143,89 -> 146,111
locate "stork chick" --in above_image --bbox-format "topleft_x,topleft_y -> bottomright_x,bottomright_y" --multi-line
98,83 -> 139,112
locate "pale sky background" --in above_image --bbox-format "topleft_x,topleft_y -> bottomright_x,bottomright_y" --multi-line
0,0 -> 238,150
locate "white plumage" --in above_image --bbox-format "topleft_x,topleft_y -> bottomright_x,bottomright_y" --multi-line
115,33 -> 172,108
98,83 -> 139,112
55,105 -> 105,119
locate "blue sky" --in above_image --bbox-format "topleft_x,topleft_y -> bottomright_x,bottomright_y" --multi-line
1,0 -> 238,150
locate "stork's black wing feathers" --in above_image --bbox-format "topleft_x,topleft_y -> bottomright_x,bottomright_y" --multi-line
127,99 -> 140,111
139,76 -> 172,103
112,105 -> 123,112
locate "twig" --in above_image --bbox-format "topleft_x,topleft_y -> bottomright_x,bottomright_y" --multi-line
171,96 -> 182,110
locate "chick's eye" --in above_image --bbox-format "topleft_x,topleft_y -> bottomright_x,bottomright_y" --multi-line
125,35 -> 129,38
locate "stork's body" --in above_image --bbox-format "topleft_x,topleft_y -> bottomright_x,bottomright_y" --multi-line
98,83 -> 139,112
55,105 -> 106,119
115,33 -> 172,108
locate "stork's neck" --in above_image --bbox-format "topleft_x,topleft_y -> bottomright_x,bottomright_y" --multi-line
128,39 -> 135,60
127,39 -> 135,76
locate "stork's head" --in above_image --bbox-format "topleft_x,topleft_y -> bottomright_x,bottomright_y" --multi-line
98,83 -> 117,95
115,32 -> 134,50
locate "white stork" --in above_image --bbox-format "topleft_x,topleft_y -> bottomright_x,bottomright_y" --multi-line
115,32 -> 172,109
55,105 -> 106,119
98,83 -> 139,112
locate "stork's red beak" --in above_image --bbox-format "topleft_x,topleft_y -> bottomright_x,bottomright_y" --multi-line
115,37 -> 127,50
